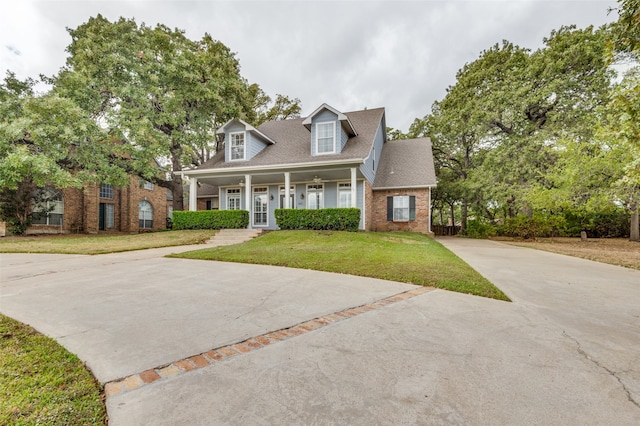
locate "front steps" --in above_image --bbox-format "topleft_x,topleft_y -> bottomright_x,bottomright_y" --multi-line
207,229 -> 263,246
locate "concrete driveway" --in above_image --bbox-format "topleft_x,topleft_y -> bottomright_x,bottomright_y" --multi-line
1,239 -> 639,425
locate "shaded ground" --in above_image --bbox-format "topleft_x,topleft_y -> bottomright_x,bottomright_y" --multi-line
494,237 -> 640,270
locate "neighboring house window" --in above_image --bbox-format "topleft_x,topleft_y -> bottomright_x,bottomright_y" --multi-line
105,204 -> 115,228
227,188 -> 241,210
230,132 -> 245,160
307,184 -> 324,209
143,181 -> 154,190
387,196 -> 416,222
100,184 -> 113,199
139,200 -> 153,228
316,122 -> 335,154
253,187 -> 268,226
338,183 -> 352,208
168,205 -> 173,218
31,188 -> 64,226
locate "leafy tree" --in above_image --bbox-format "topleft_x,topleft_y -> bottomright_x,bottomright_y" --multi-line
53,15 -> 256,211
414,26 -> 613,234
252,92 -> 302,126
386,127 -> 409,141
0,72 -> 125,233
607,0 -> 640,240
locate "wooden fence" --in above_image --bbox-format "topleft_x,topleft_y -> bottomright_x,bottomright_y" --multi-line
432,225 -> 461,236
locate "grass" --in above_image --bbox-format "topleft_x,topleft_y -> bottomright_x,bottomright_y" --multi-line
495,237 -> 640,270
0,314 -> 106,425
171,230 -> 509,301
0,230 -> 214,254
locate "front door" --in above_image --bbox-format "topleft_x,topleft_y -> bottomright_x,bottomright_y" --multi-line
99,203 -> 106,231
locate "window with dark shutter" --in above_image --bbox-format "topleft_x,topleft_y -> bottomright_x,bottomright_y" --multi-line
409,196 -> 416,221
387,196 -> 393,221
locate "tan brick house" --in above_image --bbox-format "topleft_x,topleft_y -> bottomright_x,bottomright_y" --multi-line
27,175 -> 169,234
182,103 -> 437,232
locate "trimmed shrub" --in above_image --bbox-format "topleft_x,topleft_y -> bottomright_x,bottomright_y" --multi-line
172,210 -> 249,230
275,208 -> 360,231
464,219 -> 496,239
497,214 -> 565,239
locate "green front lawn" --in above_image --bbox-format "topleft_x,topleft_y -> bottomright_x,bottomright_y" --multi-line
0,230 -> 214,254
171,231 -> 509,301
0,314 -> 106,425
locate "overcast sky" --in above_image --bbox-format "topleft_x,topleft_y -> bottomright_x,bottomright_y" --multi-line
0,0 -> 618,131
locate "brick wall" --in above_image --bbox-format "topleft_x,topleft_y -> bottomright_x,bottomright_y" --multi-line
27,177 -> 168,234
197,197 -> 219,211
126,177 -> 168,232
61,187 -> 84,232
364,181 -> 373,231
371,188 -> 431,233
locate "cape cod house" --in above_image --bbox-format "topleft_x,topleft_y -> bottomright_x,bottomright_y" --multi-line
182,104 -> 436,232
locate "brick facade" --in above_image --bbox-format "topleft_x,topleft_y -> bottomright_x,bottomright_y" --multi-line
27,176 -> 168,234
364,181 -> 373,231
197,197 -> 219,211
370,188 -> 431,233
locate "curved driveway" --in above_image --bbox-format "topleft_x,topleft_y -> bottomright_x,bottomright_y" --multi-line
1,239 -> 639,425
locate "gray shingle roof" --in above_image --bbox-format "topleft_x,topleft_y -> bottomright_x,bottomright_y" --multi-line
197,107 -> 385,170
373,138 -> 437,189
197,183 -> 219,197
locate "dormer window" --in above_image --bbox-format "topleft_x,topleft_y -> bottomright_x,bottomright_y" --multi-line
230,132 -> 246,161
316,122 -> 336,154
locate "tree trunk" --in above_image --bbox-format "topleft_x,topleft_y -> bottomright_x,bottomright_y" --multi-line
449,203 -> 455,229
170,143 -> 185,211
171,178 -> 184,212
630,201 -> 639,242
461,201 -> 468,234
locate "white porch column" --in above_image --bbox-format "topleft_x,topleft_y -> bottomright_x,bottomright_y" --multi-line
189,177 -> 198,211
244,174 -> 252,229
350,167 -> 357,208
284,172 -> 291,208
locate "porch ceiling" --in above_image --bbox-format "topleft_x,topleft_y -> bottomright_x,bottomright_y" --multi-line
195,166 -> 364,187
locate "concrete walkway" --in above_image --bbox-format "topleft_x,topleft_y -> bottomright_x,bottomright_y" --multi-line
1,239 -> 639,425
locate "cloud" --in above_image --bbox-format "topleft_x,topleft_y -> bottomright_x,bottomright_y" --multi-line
0,0 -> 617,130
6,45 -> 22,56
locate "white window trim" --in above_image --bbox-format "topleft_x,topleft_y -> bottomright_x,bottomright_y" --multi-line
143,181 -> 154,190
226,187 -> 241,210
306,183 -> 324,209
252,186 -> 269,227
230,131 -> 246,161
393,195 -> 410,222
139,200 -> 154,229
105,203 -> 115,228
32,189 -> 64,226
100,184 -> 114,199
315,121 -> 336,155
337,182 -> 352,208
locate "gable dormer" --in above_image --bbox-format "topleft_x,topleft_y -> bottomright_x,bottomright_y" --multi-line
302,104 -> 357,156
217,119 -> 276,162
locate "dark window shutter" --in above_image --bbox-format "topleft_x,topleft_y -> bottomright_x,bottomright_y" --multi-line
409,196 -> 416,221
387,196 -> 394,221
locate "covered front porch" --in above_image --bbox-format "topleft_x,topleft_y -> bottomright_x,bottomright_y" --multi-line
184,164 -> 367,230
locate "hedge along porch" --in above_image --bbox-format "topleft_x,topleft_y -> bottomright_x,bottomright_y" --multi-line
182,104 -> 437,232
184,167 -> 365,230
